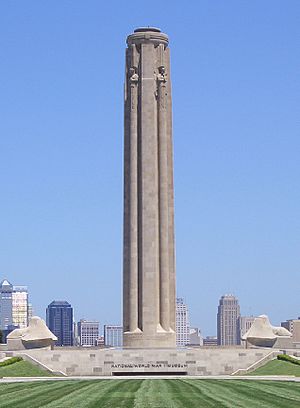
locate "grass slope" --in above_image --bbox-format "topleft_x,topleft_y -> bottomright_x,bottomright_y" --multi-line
0,379 -> 299,408
0,361 -> 54,377
250,360 -> 300,377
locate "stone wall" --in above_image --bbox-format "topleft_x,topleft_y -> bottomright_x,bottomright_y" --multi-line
10,348 -> 272,376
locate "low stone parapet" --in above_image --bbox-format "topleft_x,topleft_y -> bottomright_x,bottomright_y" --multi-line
9,347 -> 271,377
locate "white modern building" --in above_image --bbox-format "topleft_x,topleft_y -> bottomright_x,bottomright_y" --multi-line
176,298 -> 190,347
78,319 -> 99,347
0,279 -> 29,330
104,325 -> 123,347
189,327 -> 203,346
12,286 -> 28,329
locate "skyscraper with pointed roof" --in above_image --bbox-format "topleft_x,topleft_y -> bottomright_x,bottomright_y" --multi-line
176,298 -> 190,347
217,294 -> 241,346
0,279 -> 29,330
0,279 -> 13,330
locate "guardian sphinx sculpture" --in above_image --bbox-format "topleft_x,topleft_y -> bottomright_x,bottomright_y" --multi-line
242,314 -> 292,348
7,316 -> 57,350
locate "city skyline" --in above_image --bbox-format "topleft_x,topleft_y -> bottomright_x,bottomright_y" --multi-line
0,2 -> 299,336
1,276 -> 298,340
0,278 -> 300,347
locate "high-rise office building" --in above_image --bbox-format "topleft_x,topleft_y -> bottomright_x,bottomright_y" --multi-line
78,319 -> 99,347
217,295 -> 241,346
0,279 -> 13,330
176,298 -> 190,347
46,301 -> 73,346
240,316 -> 255,339
0,279 -> 29,330
104,325 -> 123,347
12,286 -> 28,329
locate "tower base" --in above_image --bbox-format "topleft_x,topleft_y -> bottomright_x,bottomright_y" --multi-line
123,330 -> 176,349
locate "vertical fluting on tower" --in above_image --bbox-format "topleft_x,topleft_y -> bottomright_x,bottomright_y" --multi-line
123,28 -> 176,348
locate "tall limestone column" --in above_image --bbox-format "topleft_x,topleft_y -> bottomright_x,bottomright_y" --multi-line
123,28 -> 176,348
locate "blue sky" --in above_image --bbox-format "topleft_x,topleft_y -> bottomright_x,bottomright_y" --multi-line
0,1 -> 299,336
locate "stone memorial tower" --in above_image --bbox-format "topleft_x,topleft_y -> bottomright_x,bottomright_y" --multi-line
123,27 -> 176,348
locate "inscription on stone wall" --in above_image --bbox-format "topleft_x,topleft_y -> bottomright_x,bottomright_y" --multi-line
111,363 -> 188,369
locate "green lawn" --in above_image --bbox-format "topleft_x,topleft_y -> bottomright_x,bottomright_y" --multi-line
0,379 -> 299,408
250,359 -> 300,377
0,361 -> 54,377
